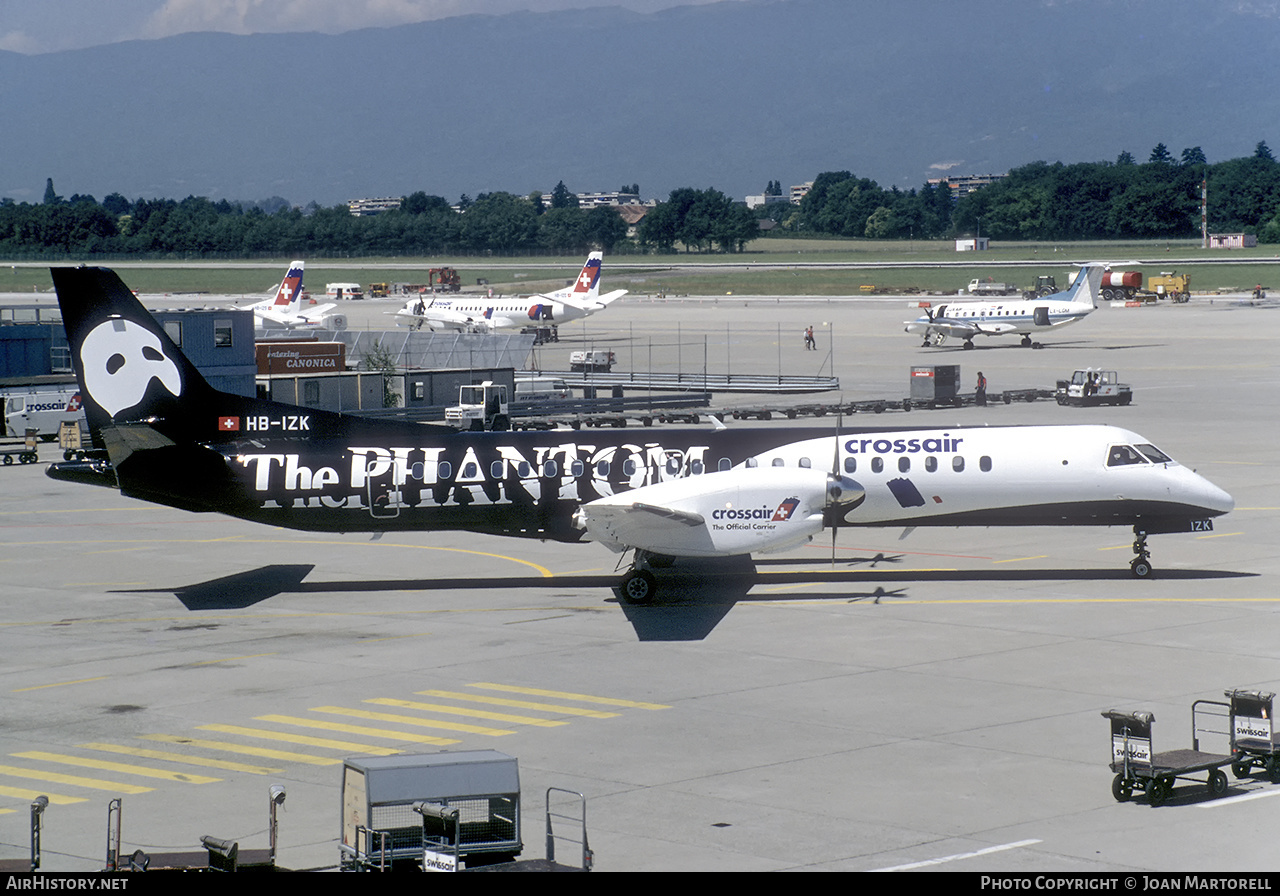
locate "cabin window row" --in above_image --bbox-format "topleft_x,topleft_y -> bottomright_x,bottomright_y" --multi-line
746,455 -> 994,473
407,456 -> 737,481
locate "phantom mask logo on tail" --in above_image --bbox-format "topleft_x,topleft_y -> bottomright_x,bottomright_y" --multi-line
78,318 -> 182,417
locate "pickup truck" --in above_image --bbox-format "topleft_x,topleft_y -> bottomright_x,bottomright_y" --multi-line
966,278 -> 1019,296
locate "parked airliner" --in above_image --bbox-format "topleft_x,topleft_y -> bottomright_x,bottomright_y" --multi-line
241,260 -> 344,330
47,266 -> 1232,602
906,263 -> 1104,349
393,252 -> 626,333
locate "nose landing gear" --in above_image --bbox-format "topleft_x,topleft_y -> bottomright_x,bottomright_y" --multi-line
1131,527 -> 1153,578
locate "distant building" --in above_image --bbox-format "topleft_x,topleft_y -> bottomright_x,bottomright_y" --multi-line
928,174 -> 1007,201
790,182 -> 814,205
745,194 -> 790,210
576,191 -> 644,207
1208,233 -> 1257,249
614,204 -> 649,237
347,197 -> 402,216
955,237 -> 990,252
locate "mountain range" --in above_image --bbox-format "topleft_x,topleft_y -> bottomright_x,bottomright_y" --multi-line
1,0 -> 1276,207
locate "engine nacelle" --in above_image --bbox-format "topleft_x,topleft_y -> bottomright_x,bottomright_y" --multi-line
576,466 -> 864,558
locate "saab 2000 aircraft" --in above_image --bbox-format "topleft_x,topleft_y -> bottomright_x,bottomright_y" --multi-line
392,252 -> 626,333
47,266 -> 1232,603
241,260 -> 344,330
906,263 -> 1104,349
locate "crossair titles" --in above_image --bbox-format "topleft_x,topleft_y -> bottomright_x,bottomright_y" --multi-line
236,439 -> 716,511
844,433 -> 963,455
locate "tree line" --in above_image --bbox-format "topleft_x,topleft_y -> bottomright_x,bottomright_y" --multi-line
0,184 -> 636,259
785,143 -> 1280,242
3,143 -> 1279,259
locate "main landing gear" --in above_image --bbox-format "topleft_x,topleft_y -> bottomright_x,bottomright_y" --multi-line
1131,526 -> 1153,578
618,551 -> 674,604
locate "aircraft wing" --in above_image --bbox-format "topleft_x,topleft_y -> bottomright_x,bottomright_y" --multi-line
576,500 -> 710,555
910,318 -> 980,339
394,305 -> 478,332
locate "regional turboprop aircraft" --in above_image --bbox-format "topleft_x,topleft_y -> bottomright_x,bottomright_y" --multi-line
241,260 -> 342,330
392,252 -> 626,333
48,266 -> 1232,603
906,263 -> 1104,349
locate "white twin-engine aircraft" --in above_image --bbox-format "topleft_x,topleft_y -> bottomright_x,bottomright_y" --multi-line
47,266 -> 1232,604
392,251 -> 626,332
579,428 -> 1232,600
240,260 -> 343,330
905,263 -> 1104,349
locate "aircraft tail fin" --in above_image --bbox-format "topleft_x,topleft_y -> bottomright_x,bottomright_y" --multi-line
569,251 -> 603,300
1067,263 -> 1106,308
51,266 -> 219,440
555,252 -> 615,311
272,260 -> 306,310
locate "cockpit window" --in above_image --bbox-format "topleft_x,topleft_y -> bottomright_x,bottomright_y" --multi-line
1135,443 -> 1172,464
1107,445 -> 1147,467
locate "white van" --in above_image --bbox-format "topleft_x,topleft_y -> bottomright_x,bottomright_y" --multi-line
326,282 -> 365,300
514,376 -> 571,403
2,388 -> 85,439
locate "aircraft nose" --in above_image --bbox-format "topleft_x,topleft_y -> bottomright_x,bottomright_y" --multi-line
1187,469 -> 1234,516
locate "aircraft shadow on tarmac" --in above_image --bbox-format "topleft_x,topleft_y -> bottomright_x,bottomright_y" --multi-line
113,558 -> 1254,643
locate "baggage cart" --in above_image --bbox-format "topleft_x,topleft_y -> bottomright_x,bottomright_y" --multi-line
1103,700 -> 1233,806
340,751 -> 522,871
1226,689 -> 1280,782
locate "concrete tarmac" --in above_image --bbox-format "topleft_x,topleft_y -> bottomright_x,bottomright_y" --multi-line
1,290 -> 1277,872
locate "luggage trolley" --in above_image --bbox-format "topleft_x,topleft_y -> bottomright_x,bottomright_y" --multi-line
1103,700 -> 1233,806
1226,689 -> 1280,782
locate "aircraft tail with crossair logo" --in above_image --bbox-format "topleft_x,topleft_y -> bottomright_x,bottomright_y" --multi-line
243,260 -> 345,329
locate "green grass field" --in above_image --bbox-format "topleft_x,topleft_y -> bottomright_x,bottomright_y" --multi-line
6,237 -> 1278,297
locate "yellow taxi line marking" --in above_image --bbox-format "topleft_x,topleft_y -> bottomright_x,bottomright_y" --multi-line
994,556 -> 1049,564
197,723 -> 400,756
365,698 -> 567,728
414,690 -> 619,719
0,786 -> 86,805
11,751 -> 219,785
255,714 -> 460,747
0,763 -> 152,794
80,743 -> 280,775
12,677 -> 108,692
312,706 -> 513,737
0,808 -> 13,815
139,734 -> 341,766
468,683 -> 670,711
190,654 -> 277,666
755,582 -> 824,594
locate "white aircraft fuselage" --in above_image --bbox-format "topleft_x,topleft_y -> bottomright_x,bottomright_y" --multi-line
47,265 -> 1233,601
906,263 -> 1104,348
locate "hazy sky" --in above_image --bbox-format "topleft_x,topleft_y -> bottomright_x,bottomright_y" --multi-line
1,0 -> 743,53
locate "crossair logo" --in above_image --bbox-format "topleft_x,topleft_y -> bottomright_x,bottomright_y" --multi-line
844,434 -> 964,455
713,497 -> 800,522
576,261 -> 601,292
